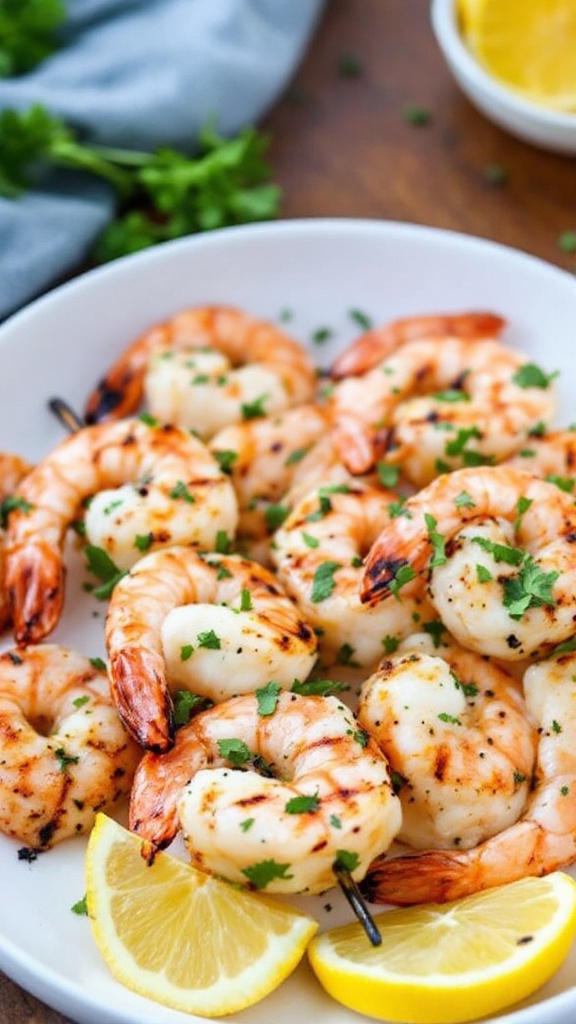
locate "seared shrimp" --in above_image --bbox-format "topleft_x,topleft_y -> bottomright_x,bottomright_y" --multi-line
358,633 -> 535,850
332,311 -> 505,378
129,690 -> 402,894
328,336 -> 556,483
0,644 -> 140,849
4,418 -> 238,645
362,466 -> 576,660
106,547 -> 318,752
361,649 -> 576,905
272,481 -> 436,670
84,306 -> 317,433
0,452 -> 33,631
505,429 -> 576,492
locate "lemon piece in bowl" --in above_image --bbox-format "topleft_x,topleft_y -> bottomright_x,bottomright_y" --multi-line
308,872 -> 576,1023
85,813 -> 318,1017
459,0 -> 576,111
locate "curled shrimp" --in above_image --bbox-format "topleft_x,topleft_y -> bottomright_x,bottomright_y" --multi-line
331,311 -> 506,378
362,466 -> 576,660
0,644 -> 140,849
358,632 -> 535,851
360,649 -> 576,905
4,418 -> 238,645
105,547 -> 318,753
83,306 -> 317,433
271,481 -> 436,670
0,452 -> 33,631
327,334 -> 556,483
129,690 -> 402,894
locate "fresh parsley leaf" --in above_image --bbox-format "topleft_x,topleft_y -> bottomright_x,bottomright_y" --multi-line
513,363 -> 557,389
84,545 -> 127,600
255,680 -> 282,717
311,561 -> 341,603
503,556 -> 559,620
285,792 -> 320,814
241,859 -> 293,890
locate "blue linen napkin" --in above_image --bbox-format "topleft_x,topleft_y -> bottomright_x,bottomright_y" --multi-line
0,0 -> 324,321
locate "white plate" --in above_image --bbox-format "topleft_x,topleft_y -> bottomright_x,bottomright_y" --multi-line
1,218 -> 576,1024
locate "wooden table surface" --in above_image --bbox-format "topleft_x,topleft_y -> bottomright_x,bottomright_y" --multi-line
2,0 -> 575,1021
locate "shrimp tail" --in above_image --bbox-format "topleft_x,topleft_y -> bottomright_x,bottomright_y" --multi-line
359,849 -> 477,905
84,372 -> 145,425
6,543 -> 64,645
109,647 -> 175,753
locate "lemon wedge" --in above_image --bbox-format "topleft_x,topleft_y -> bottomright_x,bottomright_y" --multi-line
458,0 -> 576,111
85,813 -> 318,1017
308,873 -> 576,1024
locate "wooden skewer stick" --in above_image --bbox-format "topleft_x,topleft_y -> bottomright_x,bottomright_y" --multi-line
333,860 -> 382,946
48,397 -> 85,434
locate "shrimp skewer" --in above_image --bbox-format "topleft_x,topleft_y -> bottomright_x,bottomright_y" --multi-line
129,690 -> 402,895
105,547 -> 318,752
0,645 -> 140,849
83,306 -> 317,432
358,632 -> 535,851
361,649 -> 576,905
362,466 -> 576,660
4,418 -> 238,645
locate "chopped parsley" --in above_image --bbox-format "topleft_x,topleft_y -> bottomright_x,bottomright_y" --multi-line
0,494 -> 34,528
241,394 -> 268,420
255,680 -> 282,717
311,561 -> 341,603
197,629 -> 221,650
241,859 -> 293,889
502,556 -> 559,620
284,792 -> 320,814
169,480 -> 195,503
213,449 -> 238,474
512,363 -> 557,389
84,545 -> 127,600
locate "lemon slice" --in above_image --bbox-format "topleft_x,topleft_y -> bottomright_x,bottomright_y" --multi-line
85,813 -> 318,1017
458,0 -> 576,111
308,873 -> 576,1024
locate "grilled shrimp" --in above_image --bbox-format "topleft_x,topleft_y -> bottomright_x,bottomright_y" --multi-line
331,311 -> 505,378
129,690 -> 402,894
272,481 -> 436,670
362,466 -> 576,660
0,452 -> 33,631
358,632 -> 535,851
328,335 -> 556,483
361,649 -> 576,905
0,645 -> 140,849
4,418 -> 238,645
105,547 -> 318,752
83,306 -> 317,433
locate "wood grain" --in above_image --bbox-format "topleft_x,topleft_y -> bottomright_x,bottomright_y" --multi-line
2,0 -> 575,1020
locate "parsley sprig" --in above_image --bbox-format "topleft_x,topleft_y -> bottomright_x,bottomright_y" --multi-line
0,0 -> 65,78
0,105 -> 281,262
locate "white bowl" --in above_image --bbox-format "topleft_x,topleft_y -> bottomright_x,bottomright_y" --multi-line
2,219 -> 576,1024
431,0 -> 576,155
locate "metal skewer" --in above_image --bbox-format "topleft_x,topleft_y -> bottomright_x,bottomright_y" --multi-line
48,397 -> 85,434
333,860 -> 382,946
